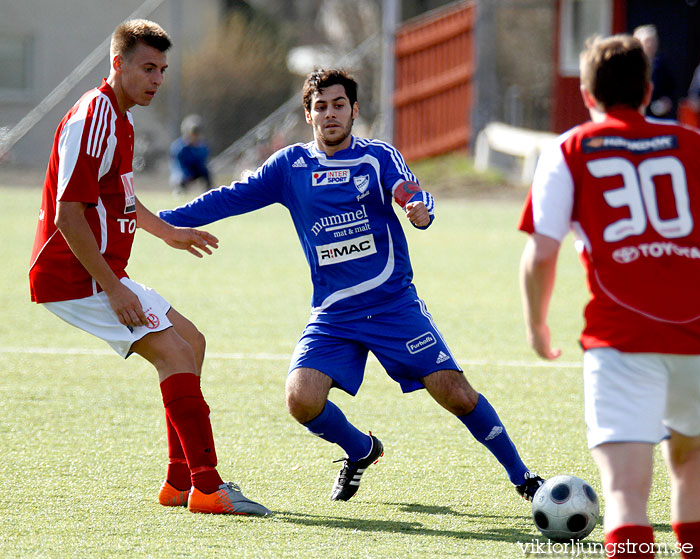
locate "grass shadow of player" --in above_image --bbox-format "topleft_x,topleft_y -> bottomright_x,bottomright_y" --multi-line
380,501 -> 531,520
272,509 -> 535,543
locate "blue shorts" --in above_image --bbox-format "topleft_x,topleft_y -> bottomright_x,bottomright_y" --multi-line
288,296 -> 462,395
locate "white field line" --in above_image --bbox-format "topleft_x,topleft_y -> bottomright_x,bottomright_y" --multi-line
1,346 -> 581,369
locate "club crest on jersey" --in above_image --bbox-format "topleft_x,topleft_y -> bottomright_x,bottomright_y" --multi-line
312,169 -> 350,186
121,172 -> 136,213
353,174 -> 370,193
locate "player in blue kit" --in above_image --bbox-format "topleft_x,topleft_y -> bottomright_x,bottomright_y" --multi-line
159,69 -> 543,502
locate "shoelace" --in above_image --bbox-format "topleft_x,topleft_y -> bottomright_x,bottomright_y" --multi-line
332,458 -> 354,482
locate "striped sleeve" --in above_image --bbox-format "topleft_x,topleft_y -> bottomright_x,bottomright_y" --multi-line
57,91 -> 116,205
359,139 -> 418,194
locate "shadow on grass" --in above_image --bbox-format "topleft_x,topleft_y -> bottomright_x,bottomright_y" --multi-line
272,509 -> 534,543
381,501 -> 530,520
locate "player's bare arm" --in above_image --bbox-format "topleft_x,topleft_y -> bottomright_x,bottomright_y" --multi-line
55,200 -> 149,327
393,181 -> 434,228
135,197 -> 218,258
519,233 -> 562,360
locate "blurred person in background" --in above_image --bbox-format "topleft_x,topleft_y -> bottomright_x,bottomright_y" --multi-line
685,60 -> 700,111
170,114 -> 213,196
634,24 -> 677,120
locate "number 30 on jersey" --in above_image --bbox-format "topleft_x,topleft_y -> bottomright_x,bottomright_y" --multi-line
588,155 -> 693,242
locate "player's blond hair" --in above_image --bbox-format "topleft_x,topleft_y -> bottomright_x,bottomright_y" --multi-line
579,34 -> 649,111
110,19 -> 171,60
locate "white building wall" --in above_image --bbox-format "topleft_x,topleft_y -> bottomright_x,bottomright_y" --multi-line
0,0 -> 221,167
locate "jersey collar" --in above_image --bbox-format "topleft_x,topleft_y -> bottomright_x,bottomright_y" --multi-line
99,79 -> 128,118
603,108 -> 647,125
311,135 -> 357,159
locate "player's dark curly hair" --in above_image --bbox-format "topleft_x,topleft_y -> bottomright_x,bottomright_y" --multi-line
302,69 -> 358,111
579,34 -> 649,110
111,19 -> 172,59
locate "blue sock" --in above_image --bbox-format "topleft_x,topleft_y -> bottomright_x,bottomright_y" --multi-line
303,400 -> 372,461
458,394 -> 530,485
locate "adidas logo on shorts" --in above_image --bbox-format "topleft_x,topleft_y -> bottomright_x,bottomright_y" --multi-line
435,351 -> 450,364
292,157 -> 307,168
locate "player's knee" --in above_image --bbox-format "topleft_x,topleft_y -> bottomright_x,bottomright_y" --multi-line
285,386 -> 323,423
285,390 -> 309,422
286,400 -> 306,423
449,398 -> 478,416
606,466 -> 651,497
667,437 -> 700,473
285,368 -> 330,422
189,327 -> 206,364
454,378 -> 480,414
154,334 -> 198,374
441,392 -> 478,416
425,370 -> 479,415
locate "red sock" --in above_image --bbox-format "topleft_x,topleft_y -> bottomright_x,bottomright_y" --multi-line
165,416 -> 190,491
673,521 -> 700,558
164,376 -> 202,490
604,525 -> 655,558
160,373 -> 223,494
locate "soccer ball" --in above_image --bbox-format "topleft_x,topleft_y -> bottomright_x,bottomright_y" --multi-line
531,475 -> 600,542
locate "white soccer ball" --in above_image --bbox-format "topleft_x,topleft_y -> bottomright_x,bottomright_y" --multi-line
532,475 -> 600,542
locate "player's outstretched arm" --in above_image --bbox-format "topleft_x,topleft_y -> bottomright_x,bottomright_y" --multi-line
393,181 -> 435,229
519,233 -> 562,360
135,197 -> 219,258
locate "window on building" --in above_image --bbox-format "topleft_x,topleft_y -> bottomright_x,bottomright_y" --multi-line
0,35 -> 33,98
559,0 -> 611,76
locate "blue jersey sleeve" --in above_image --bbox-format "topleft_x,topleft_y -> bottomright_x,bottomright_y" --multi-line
375,140 -> 418,196
372,140 -> 434,229
159,152 -> 286,227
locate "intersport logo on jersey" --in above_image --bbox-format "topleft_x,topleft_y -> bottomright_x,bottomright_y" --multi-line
316,234 -> 376,265
612,242 -> 700,263
312,169 -> 350,186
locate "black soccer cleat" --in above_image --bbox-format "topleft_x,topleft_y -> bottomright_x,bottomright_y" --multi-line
330,434 -> 384,501
515,472 -> 545,501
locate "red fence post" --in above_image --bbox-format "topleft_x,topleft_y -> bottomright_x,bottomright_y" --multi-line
394,1 -> 475,161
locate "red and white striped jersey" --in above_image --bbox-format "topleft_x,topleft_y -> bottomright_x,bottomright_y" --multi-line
29,80 -> 137,303
519,109 -> 700,354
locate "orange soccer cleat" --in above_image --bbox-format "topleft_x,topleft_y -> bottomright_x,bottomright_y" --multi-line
158,480 -> 190,507
188,482 -> 271,515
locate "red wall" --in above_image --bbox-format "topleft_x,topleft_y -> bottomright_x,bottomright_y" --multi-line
393,1 -> 475,161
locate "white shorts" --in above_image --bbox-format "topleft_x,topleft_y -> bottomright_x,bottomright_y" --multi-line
43,278 -> 173,358
583,347 -> 700,448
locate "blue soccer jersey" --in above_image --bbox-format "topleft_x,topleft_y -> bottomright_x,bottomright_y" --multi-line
159,136 -> 431,320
